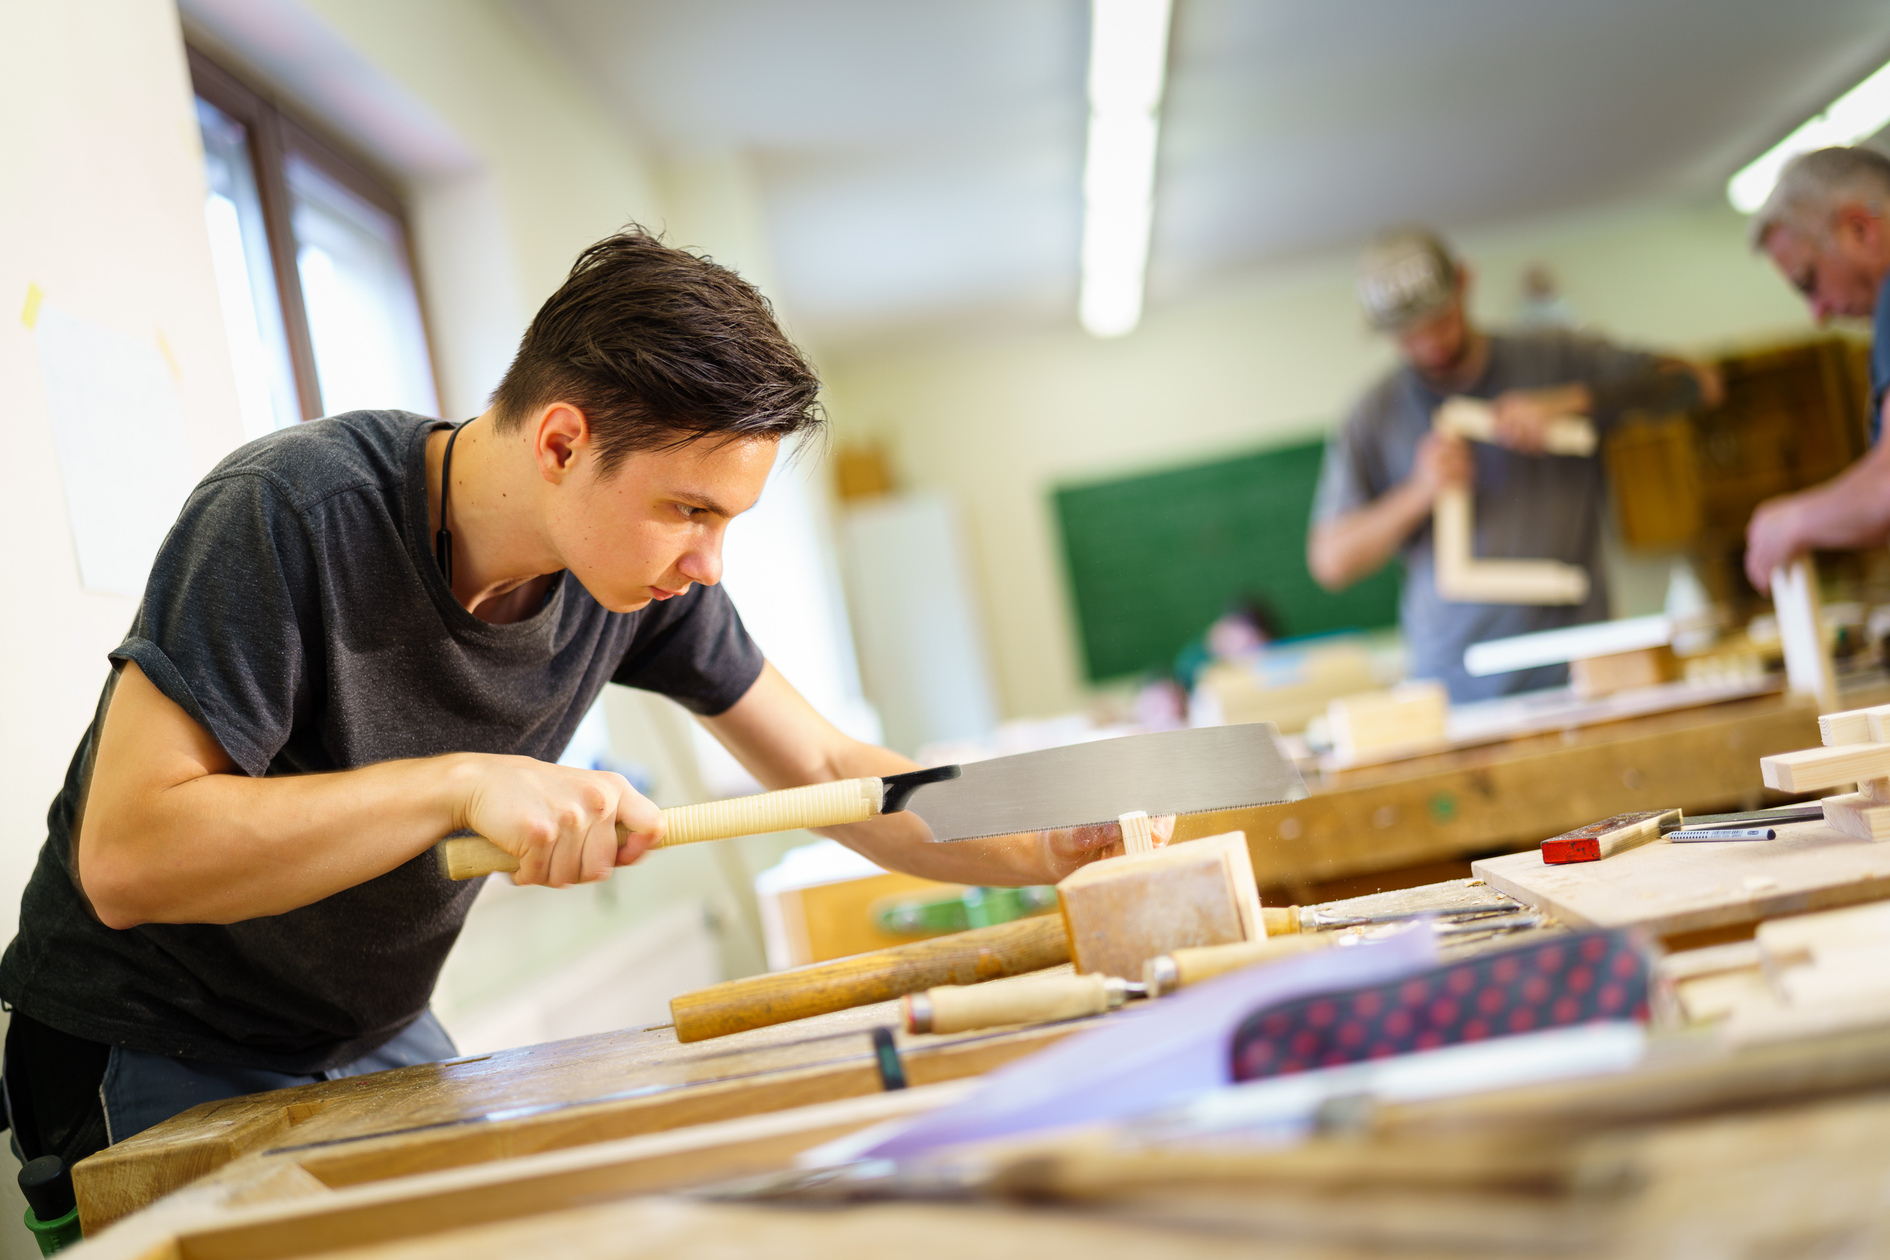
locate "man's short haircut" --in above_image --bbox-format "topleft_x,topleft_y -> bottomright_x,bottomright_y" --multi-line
491,227 -> 822,468
1749,146 -> 1890,249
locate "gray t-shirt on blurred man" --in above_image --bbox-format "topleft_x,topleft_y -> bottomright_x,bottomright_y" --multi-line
1311,330 -> 1661,702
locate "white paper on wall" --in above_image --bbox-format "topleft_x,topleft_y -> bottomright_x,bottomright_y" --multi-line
36,305 -> 197,599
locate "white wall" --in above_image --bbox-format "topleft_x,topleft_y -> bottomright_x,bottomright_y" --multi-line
0,2 -> 246,1252
0,0 -> 246,945
820,196 -> 1821,721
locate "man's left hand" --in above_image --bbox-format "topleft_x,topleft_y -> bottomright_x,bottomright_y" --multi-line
1745,495 -> 1808,594
1036,813 -> 1177,881
1490,384 -> 1592,454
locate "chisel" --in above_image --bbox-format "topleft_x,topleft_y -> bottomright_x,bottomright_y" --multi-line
436,723 -> 1306,880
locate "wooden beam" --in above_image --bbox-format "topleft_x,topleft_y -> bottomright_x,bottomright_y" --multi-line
1758,744 -> 1890,794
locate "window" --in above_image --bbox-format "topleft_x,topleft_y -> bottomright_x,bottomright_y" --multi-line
187,47 -> 439,441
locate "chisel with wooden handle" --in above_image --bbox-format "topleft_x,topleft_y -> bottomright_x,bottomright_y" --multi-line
436,722 -> 1306,880
903,973 -> 1141,1035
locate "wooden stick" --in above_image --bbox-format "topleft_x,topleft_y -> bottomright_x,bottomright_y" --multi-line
670,915 -> 1072,1042
1434,395 -> 1597,456
1759,744 -> 1890,794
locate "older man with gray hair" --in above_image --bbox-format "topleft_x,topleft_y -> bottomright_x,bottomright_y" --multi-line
1745,146 -> 1890,591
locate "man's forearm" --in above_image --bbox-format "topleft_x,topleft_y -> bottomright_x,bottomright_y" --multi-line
1308,479 -> 1433,590
1783,440 -> 1890,550
83,752 -> 472,928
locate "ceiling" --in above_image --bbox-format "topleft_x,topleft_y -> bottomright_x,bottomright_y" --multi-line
511,0 -> 1890,345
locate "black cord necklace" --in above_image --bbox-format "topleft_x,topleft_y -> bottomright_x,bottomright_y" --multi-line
434,419 -> 471,585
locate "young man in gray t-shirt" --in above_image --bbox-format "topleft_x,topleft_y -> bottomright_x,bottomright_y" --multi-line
1308,228 -> 1719,701
0,230 -> 1132,1173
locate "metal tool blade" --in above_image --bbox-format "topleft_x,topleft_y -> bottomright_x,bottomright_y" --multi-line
906,723 -> 1306,843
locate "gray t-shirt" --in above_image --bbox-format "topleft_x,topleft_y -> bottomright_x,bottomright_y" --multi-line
0,412 -> 764,1072
1311,331 -> 1659,702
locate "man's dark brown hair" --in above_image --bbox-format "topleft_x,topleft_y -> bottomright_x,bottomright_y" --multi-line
491,227 -> 821,468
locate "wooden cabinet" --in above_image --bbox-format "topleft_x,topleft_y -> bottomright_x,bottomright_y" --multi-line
1606,336 -> 1871,606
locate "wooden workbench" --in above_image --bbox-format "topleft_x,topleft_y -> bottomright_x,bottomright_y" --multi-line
1178,689 -> 1828,901
69,857 -> 1890,1260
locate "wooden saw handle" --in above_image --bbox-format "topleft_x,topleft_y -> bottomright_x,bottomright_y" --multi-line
434,777 -> 885,880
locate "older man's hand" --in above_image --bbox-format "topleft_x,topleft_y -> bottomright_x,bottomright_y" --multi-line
1745,495 -> 1809,594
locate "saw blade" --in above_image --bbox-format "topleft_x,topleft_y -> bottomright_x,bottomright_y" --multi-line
906,723 -> 1306,843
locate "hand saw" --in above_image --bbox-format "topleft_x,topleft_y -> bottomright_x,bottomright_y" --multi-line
435,722 -> 1304,880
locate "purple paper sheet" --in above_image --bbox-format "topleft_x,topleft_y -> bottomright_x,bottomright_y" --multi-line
861,929 -> 1439,1159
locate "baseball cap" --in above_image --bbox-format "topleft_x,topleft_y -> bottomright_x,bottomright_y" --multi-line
1356,227 -> 1459,330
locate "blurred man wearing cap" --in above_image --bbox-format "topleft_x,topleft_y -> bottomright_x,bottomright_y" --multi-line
1308,228 -> 1719,700
1743,147 -> 1890,593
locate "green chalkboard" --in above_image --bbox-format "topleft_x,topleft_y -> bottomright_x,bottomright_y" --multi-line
1053,438 -> 1402,683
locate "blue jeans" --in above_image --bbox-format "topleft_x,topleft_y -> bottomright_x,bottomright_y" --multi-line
96,1012 -> 456,1145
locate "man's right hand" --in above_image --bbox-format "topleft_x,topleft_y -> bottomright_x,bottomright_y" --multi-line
1409,431 -> 1473,502
1307,432 -> 1474,592
457,756 -> 664,888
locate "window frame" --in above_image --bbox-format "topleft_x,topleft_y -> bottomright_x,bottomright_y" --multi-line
185,44 -> 440,422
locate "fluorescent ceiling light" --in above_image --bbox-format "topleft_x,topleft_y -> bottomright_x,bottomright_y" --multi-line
1729,58 -> 1890,214
1080,0 -> 1173,338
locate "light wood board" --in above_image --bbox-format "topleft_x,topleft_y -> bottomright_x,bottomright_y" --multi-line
1473,818 -> 1890,937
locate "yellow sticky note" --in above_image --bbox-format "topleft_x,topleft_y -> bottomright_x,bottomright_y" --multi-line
21,283 -> 43,329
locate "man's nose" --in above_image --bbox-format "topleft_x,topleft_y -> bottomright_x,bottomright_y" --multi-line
678,540 -> 723,587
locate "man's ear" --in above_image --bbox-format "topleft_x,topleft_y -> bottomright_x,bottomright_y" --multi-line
534,403 -> 590,483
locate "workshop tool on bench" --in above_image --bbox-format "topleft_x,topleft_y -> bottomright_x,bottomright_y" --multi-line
672,915 -> 1075,1042
437,722 -> 1305,879
903,973 -> 1147,1035
1144,934 -> 1337,996
1541,809 -> 1683,865
1658,804 -> 1825,833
